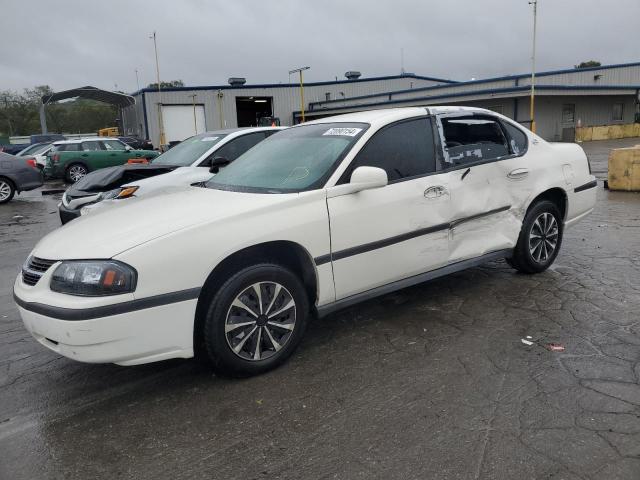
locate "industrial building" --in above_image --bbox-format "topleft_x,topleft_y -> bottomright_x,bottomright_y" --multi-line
122,62 -> 640,145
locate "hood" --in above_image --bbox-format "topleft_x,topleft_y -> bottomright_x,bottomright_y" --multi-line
32,186 -> 299,260
126,167 -> 214,193
66,164 -> 177,197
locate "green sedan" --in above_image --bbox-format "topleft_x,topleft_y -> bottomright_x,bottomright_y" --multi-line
45,138 -> 159,182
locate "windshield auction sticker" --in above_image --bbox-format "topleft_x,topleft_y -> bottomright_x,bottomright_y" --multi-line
200,136 -> 219,142
322,128 -> 362,137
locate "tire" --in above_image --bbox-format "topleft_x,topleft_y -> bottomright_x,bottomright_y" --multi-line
202,263 -> 309,377
65,163 -> 88,183
0,177 -> 15,204
509,200 -> 563,274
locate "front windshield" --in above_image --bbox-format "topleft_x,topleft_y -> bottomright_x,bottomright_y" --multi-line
206,122 -> 368,193
152,133 -> 227,166
18,143 -> 50,156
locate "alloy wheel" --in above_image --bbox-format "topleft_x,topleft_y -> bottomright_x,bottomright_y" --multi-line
0,180 -> 11,202
529,212 -> 559,263
69,165 -> 87,182
225,281 -> 297,361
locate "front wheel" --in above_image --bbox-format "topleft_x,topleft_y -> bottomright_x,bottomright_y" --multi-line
202,263 -> 309,377
65,164 -> 88,183
508,200 -> 563,274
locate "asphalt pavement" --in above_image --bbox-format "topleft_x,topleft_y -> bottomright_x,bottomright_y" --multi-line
1,140 -> 639,479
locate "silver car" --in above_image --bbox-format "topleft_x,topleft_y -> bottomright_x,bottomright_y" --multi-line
0,152 -> 44,204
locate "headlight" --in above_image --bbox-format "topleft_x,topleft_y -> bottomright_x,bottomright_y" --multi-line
50,261 -> 137,296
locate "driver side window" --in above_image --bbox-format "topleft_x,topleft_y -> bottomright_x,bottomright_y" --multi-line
212,132 -> 267,163
341,118 -> 436,183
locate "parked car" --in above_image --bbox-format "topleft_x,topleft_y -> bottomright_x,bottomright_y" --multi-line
0,152 -> 44,203
58,127 -> 285,223
14,107 -> 597,377
118,136 -> 154,151
44,138 -> 159,183
1,134 -> 65,156
16,141 -> 56,169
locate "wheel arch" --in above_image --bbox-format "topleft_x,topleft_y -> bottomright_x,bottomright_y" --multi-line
0,175 -> 17,195
193,240 -> 319,357
526,187 -> 568,221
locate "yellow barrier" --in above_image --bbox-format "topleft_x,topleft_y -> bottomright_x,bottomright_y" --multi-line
608,146 -> 640,191
576,123 -> 640,142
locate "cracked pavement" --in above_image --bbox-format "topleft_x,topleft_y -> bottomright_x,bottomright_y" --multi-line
1,139 -> 639,479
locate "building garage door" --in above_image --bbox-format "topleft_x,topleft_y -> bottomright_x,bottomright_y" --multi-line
161,105 -> 206,143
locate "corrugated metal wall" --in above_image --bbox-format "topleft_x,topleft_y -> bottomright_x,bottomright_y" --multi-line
123,76 -> 445,146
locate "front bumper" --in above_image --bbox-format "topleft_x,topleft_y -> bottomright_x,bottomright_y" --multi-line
14,273 -> 197,366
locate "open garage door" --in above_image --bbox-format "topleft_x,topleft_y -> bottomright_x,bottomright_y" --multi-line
235,97 -> 273,127
161,105 -> 206,143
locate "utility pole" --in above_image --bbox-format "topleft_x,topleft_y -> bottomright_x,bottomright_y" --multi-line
289,66 -> 310,123
189,94 -> 198,134
529,0 -> 538,133
150,31 -> 166,148
135,69 -> 141,92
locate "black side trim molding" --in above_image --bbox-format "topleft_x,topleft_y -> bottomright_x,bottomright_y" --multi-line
314,205 -> 511,265
574,180 -> 597,193
14,287 -> 201,321
316,249 -> 512,318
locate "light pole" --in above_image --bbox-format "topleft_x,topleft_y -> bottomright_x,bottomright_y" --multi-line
150,31 -> 166,148
189,94 -> 198,134
289,66 -> 310,123
135,69 -> 141,92
529,0 -> 538,133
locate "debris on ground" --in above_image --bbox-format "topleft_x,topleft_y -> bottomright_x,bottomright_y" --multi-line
546,343 -> 565,352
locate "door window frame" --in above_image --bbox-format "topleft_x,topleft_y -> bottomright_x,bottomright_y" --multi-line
337,115 -> 441,185
435,113 -> 529,173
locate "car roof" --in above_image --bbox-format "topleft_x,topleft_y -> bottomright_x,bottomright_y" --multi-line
302,106 -> 499,128
53,137 -> 119,145
200,127 -> 287,136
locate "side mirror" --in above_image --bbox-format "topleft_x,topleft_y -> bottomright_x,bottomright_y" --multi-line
327,166 -> 388,198
209,156 -> 230,173
125,145 -> 132,151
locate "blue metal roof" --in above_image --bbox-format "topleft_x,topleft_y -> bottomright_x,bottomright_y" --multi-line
309,61 -> 640,108
130,73 -> 456,96
298,84 -> 640,116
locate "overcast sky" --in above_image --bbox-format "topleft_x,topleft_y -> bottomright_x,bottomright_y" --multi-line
1,0 -> 639,93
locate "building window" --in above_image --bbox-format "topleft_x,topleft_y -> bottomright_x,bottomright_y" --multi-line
325,92 -> 331,101
562,104 -> 575,124
612,102 -> 624,122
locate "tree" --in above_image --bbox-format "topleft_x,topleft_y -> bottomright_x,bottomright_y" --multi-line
0,85 -> 118,137
147,80 -> 184,89
575,61 -> 601,69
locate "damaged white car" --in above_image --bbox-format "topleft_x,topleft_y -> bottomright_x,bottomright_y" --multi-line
14,107 -> 597,377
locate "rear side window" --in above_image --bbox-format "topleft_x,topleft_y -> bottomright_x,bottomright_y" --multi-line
502,122 -> 528,155
214,132 -> 267,162
441,117 -> 509,165
344,118 -> 436,183
81,141 -> 102,151
55,143 -> 81,152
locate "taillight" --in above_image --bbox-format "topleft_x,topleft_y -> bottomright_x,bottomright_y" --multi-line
26,158 -> 37,168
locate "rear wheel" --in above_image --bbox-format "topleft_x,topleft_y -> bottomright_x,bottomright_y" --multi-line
65,163 -> 88,183
0,178 -> 15,204
508,200 -> 563,274
202,263 -> 309,377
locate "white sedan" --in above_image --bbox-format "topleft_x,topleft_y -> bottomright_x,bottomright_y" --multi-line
14,107 -> 597,377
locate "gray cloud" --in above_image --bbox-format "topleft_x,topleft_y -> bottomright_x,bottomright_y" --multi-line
1,0 -> 639,93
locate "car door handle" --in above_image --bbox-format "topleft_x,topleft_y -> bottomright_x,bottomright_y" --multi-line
424,186 -> 448,199
81,154 -> 89,157
507,168 -> 529,179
